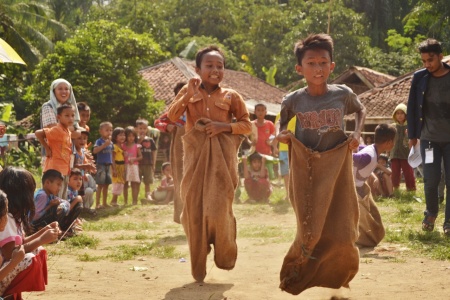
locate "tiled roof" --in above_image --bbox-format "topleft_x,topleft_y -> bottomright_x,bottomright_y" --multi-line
139,58 -> 287,112
332,66 -> 396,95
345,55 -> 450,122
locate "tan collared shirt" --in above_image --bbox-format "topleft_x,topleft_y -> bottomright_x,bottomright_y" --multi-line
167,86 -> 251,135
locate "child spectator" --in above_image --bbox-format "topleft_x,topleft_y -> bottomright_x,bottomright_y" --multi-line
277,33 -> 366,294
111,127 -> 126,206
371,154 -> 394,198
73,129 -> 97,213
167,45 -> 251,282
66,168 -> 84,235
390,103 -> 416,192
31,170 -> 73,233
242,152 -> 272,203
93,122 -> 113,209
154,81 -> 187,224
0,167 -> 59,298
123,126 -> 142,205
136,119 -> 157,200
150,162 -> 174,204
353,124 -> 396,247
252,103 -> 276,156
0,189 -> 26,296
35,104 -> 80,200
77,102 -> 91,132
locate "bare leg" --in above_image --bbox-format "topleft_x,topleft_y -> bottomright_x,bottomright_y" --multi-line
111,194 -> 118,205
283,174 -> 289,200
96,184 -> 104,208
124,182 -> 129,205
382,174 -> 394,197
102,185 -> 109,206
131,182 -> 139,205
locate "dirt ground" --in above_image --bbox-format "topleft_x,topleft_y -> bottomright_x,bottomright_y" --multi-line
24,204 -> 450,300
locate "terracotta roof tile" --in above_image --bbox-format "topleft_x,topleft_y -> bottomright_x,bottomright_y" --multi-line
139,58 -> 287,109
332,66 -> 396,95
345,55 -> 450,121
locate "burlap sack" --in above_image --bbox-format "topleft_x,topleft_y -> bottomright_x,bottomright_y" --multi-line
170,126 -> 185,224
280,133 -> 360,295
181,118 -> 242,282
356,183 -> 385,247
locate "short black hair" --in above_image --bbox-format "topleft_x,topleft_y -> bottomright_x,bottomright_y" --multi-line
374,124 -> 397,144
161,162 -> 171,172
418,38 -> 443,55
57,104 -> 74,115
294,33 -> 334,65
42,169 -> 64,184
195,45 -> 226,68
174,82 -> 186,96
70,168 -> 82,178
136,119 -> 149,127
378,153 -> 389,163
248,151 -> 263,163
254,103 -> 267,110
77,102 -> 91,112
111,127 -> 125,144
99,122 -> 113,129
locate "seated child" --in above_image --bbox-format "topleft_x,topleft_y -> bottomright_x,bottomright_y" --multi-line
150,162 -> 174,205
369,154 -> 394,198
0,166 -> 59,298
31,169 -> 75,234
66,169 -> 84,234
242,152 -> 272,203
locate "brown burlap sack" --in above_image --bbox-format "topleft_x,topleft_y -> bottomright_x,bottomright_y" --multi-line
356,183 -> 385,247
280,133 -> 360,295
170,126 -> 185,224
181,118 -> 242,282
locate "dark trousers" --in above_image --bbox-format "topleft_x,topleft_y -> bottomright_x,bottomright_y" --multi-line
32,202 -> 83,232
420,140 -> 450,223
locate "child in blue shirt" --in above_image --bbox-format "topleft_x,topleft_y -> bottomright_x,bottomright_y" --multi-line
93,122 -> 113,209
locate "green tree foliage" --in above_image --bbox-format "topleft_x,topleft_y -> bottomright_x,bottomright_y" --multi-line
24,20 -> 169,132
0,0 -> 68,66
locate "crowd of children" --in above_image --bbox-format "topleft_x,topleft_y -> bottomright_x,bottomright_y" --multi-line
0,35 -> 448,298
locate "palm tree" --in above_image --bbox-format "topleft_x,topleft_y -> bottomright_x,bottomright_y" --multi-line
0,0 -> 68,66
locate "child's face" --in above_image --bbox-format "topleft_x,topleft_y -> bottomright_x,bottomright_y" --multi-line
126,132 -> 136,144
79,110 -> 91,125
68,174 -> 83,191
296,49 -> 335,86
45,178 -> 63,196
421,52 -> 444,74
395,110 -> 406,123
0,199 -> 8,231
75,133 -> 89,149
99,125 -> 113,139
254,106 -> 267,119
378,158 -> 388,166
136,124 -> 148,137
195,51 -> 224,88
163,165 -> 172,177
57,107 -> 75,127
250,159 -> 262,172
116,132 -> 126,144
54,83 -> 71,104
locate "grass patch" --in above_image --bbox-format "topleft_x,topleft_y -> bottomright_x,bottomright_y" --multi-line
238,224 -> 294,243
64,234 -> 100,249
78,252 -> 102,262
106,240 -> 181,261
84,220 -> 159,232
111,233 -> 150,241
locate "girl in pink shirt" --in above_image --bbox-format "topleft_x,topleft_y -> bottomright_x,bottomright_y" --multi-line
122,126 -> 142,205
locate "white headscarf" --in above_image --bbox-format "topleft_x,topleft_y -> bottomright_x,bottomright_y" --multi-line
47,78 -> 80,124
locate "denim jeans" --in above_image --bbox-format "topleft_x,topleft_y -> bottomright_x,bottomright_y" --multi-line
420,140 -> 450,223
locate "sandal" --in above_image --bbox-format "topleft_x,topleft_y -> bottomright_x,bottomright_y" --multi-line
422,211 -> 437,232
443,222 -> 450,237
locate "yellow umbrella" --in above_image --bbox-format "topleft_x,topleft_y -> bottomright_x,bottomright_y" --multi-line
0,38 -> 26,65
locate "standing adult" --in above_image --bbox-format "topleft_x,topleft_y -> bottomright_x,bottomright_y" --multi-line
407,38 -> 450,236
